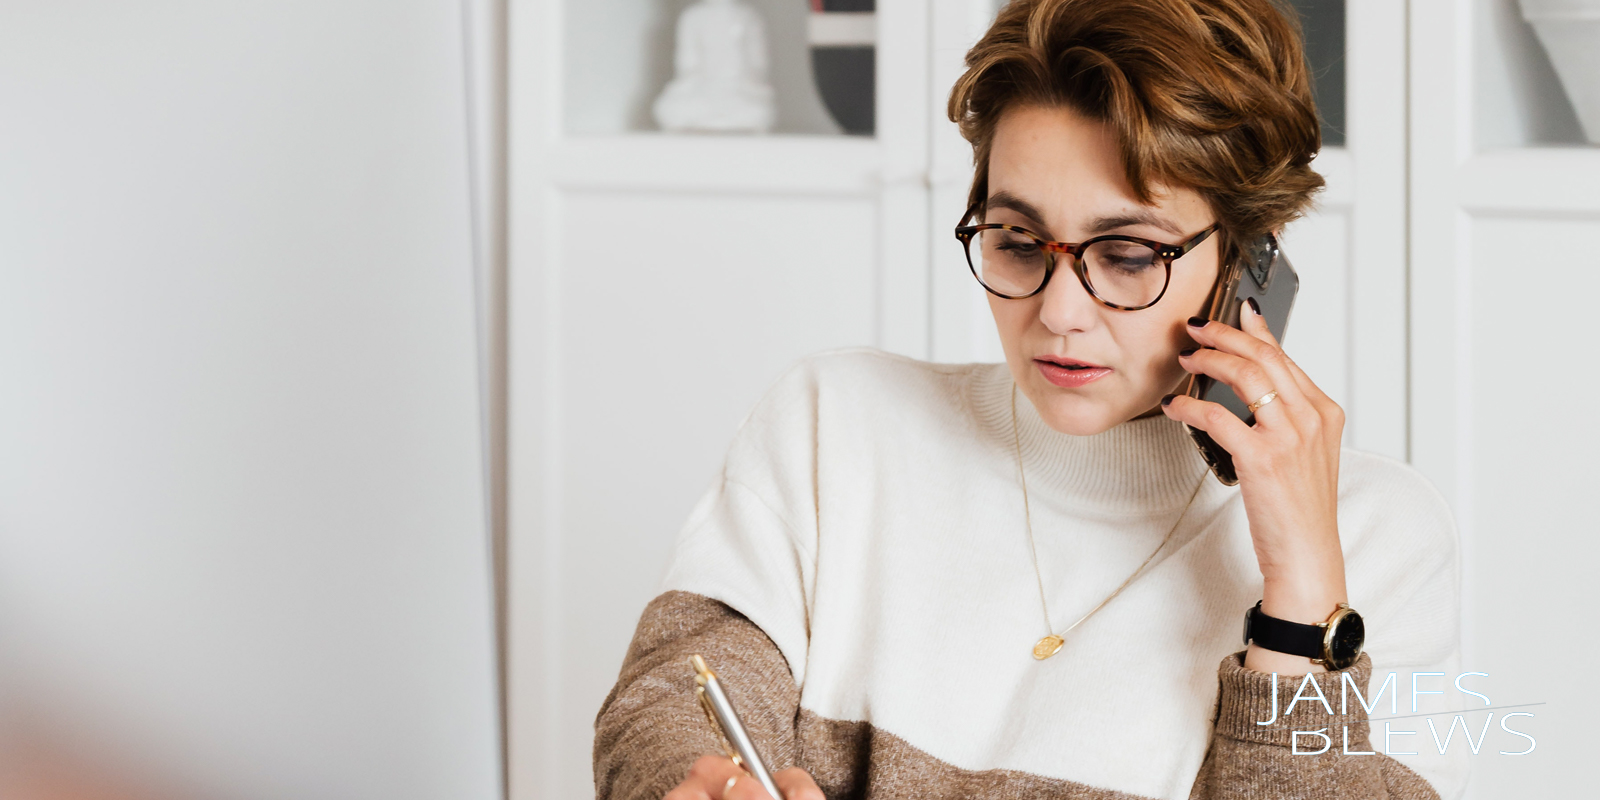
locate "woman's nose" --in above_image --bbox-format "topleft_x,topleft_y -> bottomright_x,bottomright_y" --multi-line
1036,257 -> 1102,335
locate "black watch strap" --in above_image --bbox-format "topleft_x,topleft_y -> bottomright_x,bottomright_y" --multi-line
1243,601 -> 1324,660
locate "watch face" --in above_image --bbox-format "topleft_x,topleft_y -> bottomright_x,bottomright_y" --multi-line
1327,610 -> 1366,669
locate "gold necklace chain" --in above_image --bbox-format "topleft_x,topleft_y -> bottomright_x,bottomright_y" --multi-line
1011,382 -> 1207,660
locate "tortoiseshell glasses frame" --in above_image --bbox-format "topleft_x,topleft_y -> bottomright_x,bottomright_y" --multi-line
953,203 -> 1220,310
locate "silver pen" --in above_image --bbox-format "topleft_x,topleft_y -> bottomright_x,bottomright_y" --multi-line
688,654 -> 786,800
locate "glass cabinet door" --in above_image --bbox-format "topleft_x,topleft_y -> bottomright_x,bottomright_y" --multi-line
1288,0 -> 1347,148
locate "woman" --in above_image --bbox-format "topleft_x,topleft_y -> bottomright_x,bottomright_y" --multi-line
595,1 -> 1466,798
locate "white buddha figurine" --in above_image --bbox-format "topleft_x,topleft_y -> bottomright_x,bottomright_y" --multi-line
653,0 -> 777,133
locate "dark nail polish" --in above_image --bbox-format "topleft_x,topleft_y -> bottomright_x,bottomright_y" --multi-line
1178,347 -> 1198,357
1246,297 -> 1261,316
1186,316 -> 1208,328
1161,393 -> 1176,407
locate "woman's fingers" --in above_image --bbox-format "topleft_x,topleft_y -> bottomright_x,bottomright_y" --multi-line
1173,301 -> 1348,479
725,768 -> 812,800
663,756 -> 743,800
1236,296 -> 1281,348
773,767 -> 826,800
1184,312 -> 1307,408
1160,392 -> 1255,457
1236,297 -> 1344,414
666,756 -> 819,800
723,774 -> 772,800
1234,298 -> 1343,423
1177,347 -> 1288,420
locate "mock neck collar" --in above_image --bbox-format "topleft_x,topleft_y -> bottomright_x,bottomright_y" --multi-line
968,362 -> 1212,515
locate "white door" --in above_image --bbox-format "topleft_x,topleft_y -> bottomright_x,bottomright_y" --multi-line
1410,0 -> 1598,795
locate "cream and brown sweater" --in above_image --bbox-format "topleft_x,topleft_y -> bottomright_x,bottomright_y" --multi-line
595,348 -> 1468,799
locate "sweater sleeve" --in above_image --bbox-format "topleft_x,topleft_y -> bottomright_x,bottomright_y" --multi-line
593,591 -> 801,800
1188,651 -> 1439,800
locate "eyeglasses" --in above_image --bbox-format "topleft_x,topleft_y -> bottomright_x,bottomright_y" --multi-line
953,204 -> 1219,310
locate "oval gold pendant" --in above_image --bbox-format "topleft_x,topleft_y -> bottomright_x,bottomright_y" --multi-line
1033,635 -> 1064,660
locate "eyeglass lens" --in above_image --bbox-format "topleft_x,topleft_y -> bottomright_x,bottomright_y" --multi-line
970,228 -> 1167,306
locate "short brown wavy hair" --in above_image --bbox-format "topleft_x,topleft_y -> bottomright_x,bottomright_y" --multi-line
948,0 -> 1324,263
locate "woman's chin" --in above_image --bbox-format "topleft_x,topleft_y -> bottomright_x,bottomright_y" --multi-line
1029,390 -> 1128,437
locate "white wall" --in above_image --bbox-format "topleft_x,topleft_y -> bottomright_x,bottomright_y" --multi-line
0,3 -> 502,799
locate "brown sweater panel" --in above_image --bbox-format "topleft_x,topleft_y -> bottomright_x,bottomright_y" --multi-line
1189,653 -> 1439,799
593,590 -> 802,800
594,591 -> 1140,800
596,591 -> 1441,800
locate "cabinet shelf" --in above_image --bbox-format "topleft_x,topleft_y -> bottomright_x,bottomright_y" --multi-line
563,0 -> 857,137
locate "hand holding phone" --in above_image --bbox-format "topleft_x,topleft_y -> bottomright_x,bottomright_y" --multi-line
1159,235 -> 1350,659
1180,233 -> 1299,485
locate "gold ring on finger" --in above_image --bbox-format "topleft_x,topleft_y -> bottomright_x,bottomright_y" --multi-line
1247,390 -> 1279,414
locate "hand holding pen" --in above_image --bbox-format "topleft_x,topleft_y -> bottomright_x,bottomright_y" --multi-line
662,655 -> 824,800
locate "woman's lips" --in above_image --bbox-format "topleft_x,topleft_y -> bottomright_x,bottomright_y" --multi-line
1035,358 -> 1112,388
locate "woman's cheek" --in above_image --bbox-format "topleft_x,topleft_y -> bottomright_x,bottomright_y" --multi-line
1137,352 -> 1185,394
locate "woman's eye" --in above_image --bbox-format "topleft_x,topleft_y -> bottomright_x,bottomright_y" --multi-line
979,231 -> 1047,267
1092,246 -> 1159,274
1103,256 -> 1151,271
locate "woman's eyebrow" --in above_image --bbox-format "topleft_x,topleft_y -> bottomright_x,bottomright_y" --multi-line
984,191 -> 1050,232
988,192 -> 1184,239
1088,209 -> 1183,237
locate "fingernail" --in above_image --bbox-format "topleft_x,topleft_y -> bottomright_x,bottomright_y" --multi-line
1178,347 -> 1198,357
1161,393 -> 1176,407
1246,297 -> 1261,316
1186,316 -> 1208,328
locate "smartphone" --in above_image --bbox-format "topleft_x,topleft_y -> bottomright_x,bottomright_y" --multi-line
1181,233 -> 1298,486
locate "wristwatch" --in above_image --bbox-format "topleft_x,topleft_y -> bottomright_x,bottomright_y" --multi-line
1242,600 -> 1365,670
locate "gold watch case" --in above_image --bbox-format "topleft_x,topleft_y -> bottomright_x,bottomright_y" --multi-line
1311,602 -> 1366,671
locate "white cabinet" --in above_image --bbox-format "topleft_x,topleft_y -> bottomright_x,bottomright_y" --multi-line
506,2 -> 1473,797
1410,2 -> 1596,796
508,3 -> 943,797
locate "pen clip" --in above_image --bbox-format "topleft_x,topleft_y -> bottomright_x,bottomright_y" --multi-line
694,683 -> 743,767
688,653 -> 785,799
690,654 -> 742,765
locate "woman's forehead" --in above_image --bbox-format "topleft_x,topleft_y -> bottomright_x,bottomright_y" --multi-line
984,189 -> 1190,240
986,105 -> 1208,236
